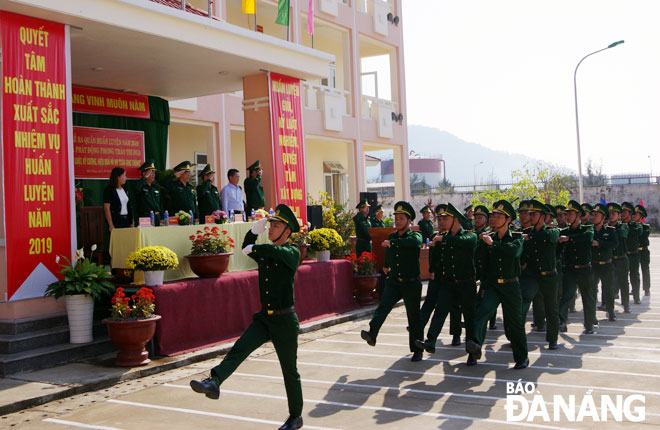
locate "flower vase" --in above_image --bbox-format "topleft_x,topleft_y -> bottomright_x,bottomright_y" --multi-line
186,253 -> 233,278
352,273 -> 381,306
103,315 -> 161,367
65,294 -> 94,343
316,250 -> 331,262
144,270 -> 165,286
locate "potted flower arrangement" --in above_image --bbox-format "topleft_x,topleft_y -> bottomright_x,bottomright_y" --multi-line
176,210 -> 192,225
289,224 -> 310,262
44,245 -> 114,344
186,225 -> 235,278
126,246 -> 179,286
308,227 -> 344,262
345,252 -> 380,306
102,287 -> 161,367
212,210 -> 228,224
254,208 -> 269,221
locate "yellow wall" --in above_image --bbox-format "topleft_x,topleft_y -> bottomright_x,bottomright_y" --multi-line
230,129 -> 247,178
168,122 -> 214,170
226,0 -> 288,40
305,137 -> 355,205
300,22 -> 349,92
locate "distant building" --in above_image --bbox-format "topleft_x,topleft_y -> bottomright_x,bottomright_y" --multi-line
381,153 -> 445,185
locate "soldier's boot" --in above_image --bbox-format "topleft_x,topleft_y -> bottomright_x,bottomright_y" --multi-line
190,377 -> 220,400
360,330 -> 376,346
279,416 -> 303,430
415,339 -> 436,354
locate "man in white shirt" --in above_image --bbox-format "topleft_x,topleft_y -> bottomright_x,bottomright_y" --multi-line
220,168 -> 244,215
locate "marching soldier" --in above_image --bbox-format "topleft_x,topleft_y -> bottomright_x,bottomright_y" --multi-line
196,164 -> 221,223
134,159 -> 163,224
190,204 -> 304,430
370,204 -> 386,228
621,202 -> 643,304
608,203 -> 630,313
418,205 -> 435,243
361,201 -> 424,362
555,205 -> 569,229
591,203 -> 619,321
581,203 -> 594,226
466,200 -> 529,369
416,203 -> 478,365
473,205 -> 497,330
633,205 -> 651,296
244,160 -> 265,214
462,205 -> 475,231
353,200 -> 372,257
166,161 -> 198,221
558,200 -> 596,334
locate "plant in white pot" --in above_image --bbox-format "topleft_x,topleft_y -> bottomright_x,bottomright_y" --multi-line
125,246 -> 179,286
44,246 -> 114,344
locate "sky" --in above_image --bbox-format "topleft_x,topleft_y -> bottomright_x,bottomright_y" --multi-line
400,0 -> 660,176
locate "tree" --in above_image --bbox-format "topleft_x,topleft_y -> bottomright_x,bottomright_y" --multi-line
585,158 -> 606,186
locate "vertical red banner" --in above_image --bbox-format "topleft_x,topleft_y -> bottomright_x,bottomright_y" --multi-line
269,72 -> 307,225
1,12 -> 72,300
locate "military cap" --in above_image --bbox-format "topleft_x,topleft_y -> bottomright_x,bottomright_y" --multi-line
373,204 -> 384,213
621,202 -> 635,213
635,204 -> 647,218
566,200 -> 585,216
173,161 -> 192,172
473,205 -> 489,217
356,200 -> 370,210
545,204 -> 555,216
393,201 -> 415,221
464,204 -> 473,213
592,203 -> 608,216
138,159 -> 156,172
198,164 -> 215,177
268,203 -> 300,233
555,205 -> 567,216
527,199 -> 547,213
517,199 -> 530,212
491,200 -> 517,220
607,202 -> 622,214
420,205 -> 432,214
582,203 -> 594,214
247,160 -> 261,172
436,203 -> 467,224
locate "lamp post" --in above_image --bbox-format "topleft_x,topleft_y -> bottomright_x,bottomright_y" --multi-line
574,40 -> 624,204
473,161 -> 484,186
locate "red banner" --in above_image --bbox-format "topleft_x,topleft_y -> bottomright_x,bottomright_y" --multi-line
73,127 -> 144,179
72,85 -> 150,119
269,73 -> 307,225
1,12 -> 72,301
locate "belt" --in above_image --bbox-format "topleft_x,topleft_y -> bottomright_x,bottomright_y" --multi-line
233,210 -> 243,214
394,277 -> 421,283
118,214 -> 130,219
263,306 -> 295,316
451,278 -> 474,285
613,255 -> 626,260
639,247 -> 646,251
626,251 -> 638,255
496,277 -> 519,284
594,259 -> 612,265
539,270 -> 557,277
572,264 -> 591,269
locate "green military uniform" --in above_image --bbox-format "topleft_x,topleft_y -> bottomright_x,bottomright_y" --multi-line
353,200 -> 372,257
636,205 -> 651,296
362,201 -> 424,359
622,202 -> 643,303
608,203 -> 630,313
461,204 -> 475,231
591,203 -> 618,320
558,200 -> 596,332
134,160 -> 163,223
166,161 -> 198,220
417,205 -> 435,243
370,204 -> 385,228
205,204 -> 303,418
468,200 -> 528,368
519,201 -> 560,347
244,160 -> 265,213
419,204 -> 477,361
196,164 -> 221,223
472,205 -> 497,330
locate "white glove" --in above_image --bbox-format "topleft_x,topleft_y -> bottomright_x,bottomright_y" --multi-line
242,244 -> 254,255
251,218 -> 269,235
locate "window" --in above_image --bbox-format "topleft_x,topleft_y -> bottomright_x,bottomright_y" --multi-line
323,161 -> 348,205
193,152 -> 207,187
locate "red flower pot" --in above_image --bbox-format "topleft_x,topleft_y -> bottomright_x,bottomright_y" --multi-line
352,273 -> 381,306
103,315 -> 161,367
185,253 -> 233,278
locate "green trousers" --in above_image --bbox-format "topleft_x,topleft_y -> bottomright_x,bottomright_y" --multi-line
473,280 -> 528,364
593,263 -> 615,315
613,257 -> 630,311
640,248 -> 651,293
420,278 -> 461,336
532,291 -> 546,327
426,279 -> 476,347
559,268 -> 596,328
521,275 -> 559,343
628,252 -> 641,302
355,239 -> 372,257
211,312 -> 302,417
369,278 -> 423,353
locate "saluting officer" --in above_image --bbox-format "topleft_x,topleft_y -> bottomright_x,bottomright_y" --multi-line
591,203 -> 619,322
621,202 -> 644,304
607,203 -> 630,313
190,204 -> 303,430
166,161 -> 198,220
196,164 -> 221,223
134,159 -> 162,224
361,201 -> 425,362
633,205 -> 651,296
370,204 -> 386,227
418,205 -> 435,243
467,200 -> 529,369
244,160 -> 265,214
558,200 -> 596,334
416,203 -> 478,365
353,200 -> 372,257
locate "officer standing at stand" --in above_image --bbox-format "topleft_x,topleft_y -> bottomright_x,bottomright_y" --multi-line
134,159 -> 162,225
196,164 -> 221,223
418,205 -> 435,243
353,200 -> 372,257
166,161 -> 198,221
244,160 -> 265,214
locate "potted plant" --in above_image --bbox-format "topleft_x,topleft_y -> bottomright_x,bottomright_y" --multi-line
308,228 -> 343,263
44,245 -> 114,344
102,287 -> 161,367
126,246 -> 179,286
289,224 -> 310,262
346,252 -> 380,306
185,226 -> 235,278
212,210 -> 228,224
176,210 -> 192,225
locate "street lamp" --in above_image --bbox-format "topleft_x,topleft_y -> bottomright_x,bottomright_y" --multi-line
473,161 -> 484,185
574,40 -> 624,204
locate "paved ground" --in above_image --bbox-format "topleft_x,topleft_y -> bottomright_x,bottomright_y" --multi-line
3,239 -> 660,429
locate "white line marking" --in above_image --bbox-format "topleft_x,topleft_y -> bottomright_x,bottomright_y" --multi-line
383,322 -> 660,331
107,399 -> 341,430
42,419 -> 122,430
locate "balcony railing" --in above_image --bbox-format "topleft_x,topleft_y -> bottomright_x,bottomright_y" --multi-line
357,0 -> 392,35
303,82 -> 351,131
361,95 -> 397,138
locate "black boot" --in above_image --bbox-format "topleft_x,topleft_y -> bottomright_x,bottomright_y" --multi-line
466,354 -> 477,366
411,351 -> 423,362
465,340 -> 482,360
558,322 -> 567,332
548,341 -> 558,350
189,377 -> 220,399
489,321 -> 497,330
415,339 -> 435,354
361,330 -> 376,346
279,416 -> 303,430
583,325 -> 594,334
608,312 -> 617,322
451,335 -> 461,346
624,308 -> 631,314
514,358 -> 529,369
